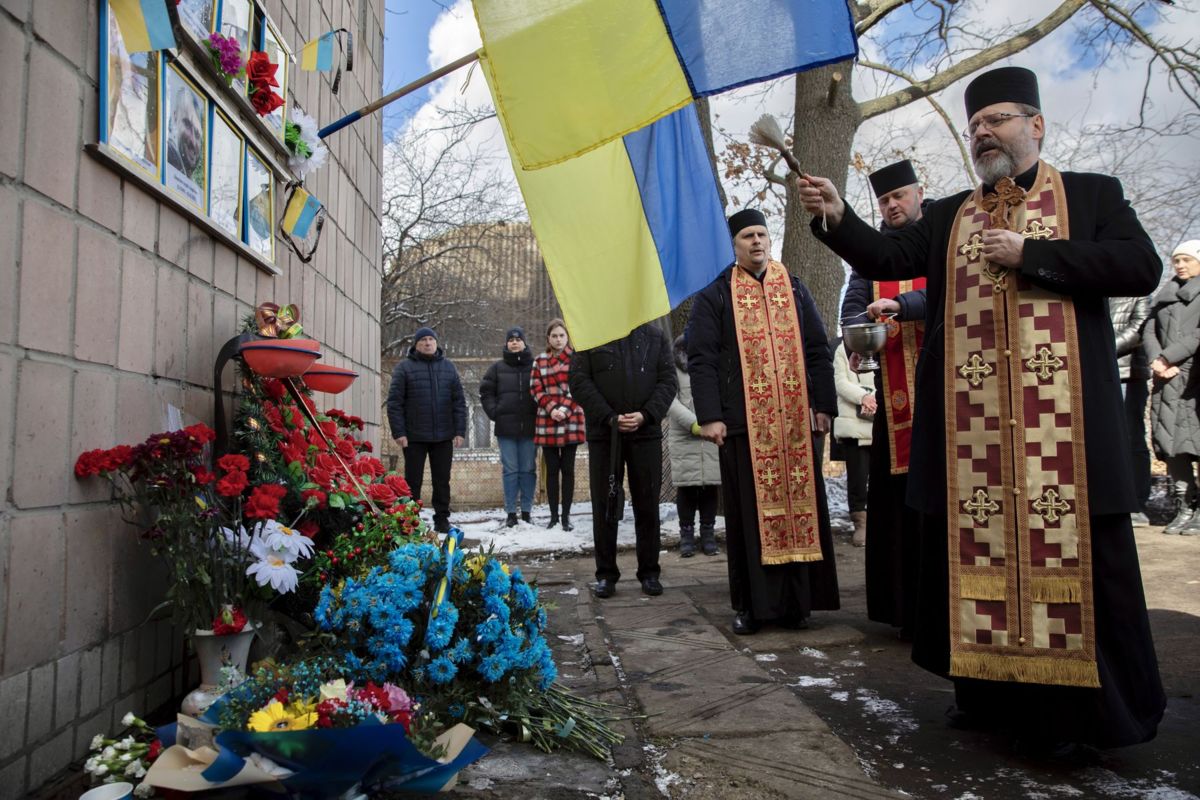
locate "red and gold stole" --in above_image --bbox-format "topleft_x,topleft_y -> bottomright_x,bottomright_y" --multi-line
944,161 -> 1099,688
731,261 -> 822,564
873,279 -> 926,474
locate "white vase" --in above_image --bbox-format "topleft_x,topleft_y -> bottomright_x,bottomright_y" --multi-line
181,625 -> 257,717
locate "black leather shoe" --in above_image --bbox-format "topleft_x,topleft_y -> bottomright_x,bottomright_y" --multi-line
594,578 -> 615,598
505,513 -> 518,528
640,577 -> 663,596
521,511 -> 532,523
732,612 -> 757,635
779,615 -> 810,630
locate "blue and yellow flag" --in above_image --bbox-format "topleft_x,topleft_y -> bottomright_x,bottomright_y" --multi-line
282,188 -> 322,239
300,31 -> 335,72
500,99 -> 734,350
109,0 -> 175,52
473,0 -> 858,170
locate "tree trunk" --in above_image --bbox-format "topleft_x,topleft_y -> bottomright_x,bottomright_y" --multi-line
781,62 -> 862,339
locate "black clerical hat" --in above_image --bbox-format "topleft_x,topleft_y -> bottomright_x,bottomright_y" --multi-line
964,67 -> 1041,118
868,160 -> 918,198
728,208 -> 767,237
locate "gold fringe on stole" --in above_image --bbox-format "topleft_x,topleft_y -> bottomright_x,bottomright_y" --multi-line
951,652 -> 1101,688
959,574 -> 1006,600
1031,577 -> 1082,604
761,552 -> 825,565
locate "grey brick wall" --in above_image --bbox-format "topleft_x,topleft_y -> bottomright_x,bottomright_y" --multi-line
0,0 -> 385,794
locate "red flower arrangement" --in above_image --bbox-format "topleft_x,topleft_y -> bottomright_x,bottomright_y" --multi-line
212,605 -> 249,636
246,51 -> 284,117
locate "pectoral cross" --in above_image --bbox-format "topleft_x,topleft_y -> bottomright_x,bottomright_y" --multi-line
963,488 -> 1000,525
958,353 -> 994,388
980,176 -> 1027,231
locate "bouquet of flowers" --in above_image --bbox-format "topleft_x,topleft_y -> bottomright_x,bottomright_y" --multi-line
285,110 -> 329,180
203,32 -> 244,86
84,712 -> 162,793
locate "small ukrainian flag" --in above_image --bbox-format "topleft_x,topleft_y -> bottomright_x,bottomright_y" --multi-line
109,0 -> 175,53
282,188 -> 322,240
300,31 -> 336,72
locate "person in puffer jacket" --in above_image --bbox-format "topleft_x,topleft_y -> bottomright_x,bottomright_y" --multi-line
666,334 -> 721,557
387,326 -> 466,533
480,327 -> 537,528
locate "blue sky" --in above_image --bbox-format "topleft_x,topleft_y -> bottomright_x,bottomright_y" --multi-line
382,0 -> 446,138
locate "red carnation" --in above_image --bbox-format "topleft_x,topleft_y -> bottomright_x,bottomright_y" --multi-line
212,606 -> 247,635
192,467 -> 216,485
264,404 -> 285,434
147,739 -> 163,761
74,450 -> 104,478
105,445 -> 135,470
217,454 -> 250,473
216,470 -> 249,497
302,488 -> 328,509
244,483 -> 288,520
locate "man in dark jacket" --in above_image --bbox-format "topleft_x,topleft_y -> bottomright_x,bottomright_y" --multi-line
799,66 -> 1165,749
1110,296 -> 1152,526
480,327 -> 538,527
387,326 -> 467,533
688,209 -> 840,635
571,323 -> 676,598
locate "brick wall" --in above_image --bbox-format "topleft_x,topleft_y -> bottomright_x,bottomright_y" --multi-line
0,1 -> 384,795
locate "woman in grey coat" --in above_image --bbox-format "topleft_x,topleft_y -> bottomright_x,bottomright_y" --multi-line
1146,240 -> 1200,534
668,336 -> 721,556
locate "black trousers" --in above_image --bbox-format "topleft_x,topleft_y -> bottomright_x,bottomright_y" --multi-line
587,435 -> 662,583
543,444 -> 578,514
840,439 -> 870,513
676,484 -> 719,527
1123,378 -> 1151,508
404,439 -> 453,532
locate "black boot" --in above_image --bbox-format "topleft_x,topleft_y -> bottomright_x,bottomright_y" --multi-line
699,524 -> 718,556
505,512 -> 518,528
1165,497 -> 1193,534
547,512 -> 559,529
521,511 -> 532,524
561,503 -> 574,531
679,524 -> 696,558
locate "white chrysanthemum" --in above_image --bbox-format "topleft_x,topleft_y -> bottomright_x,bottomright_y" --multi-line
288,109 -> 329,180
246,553 -> 300,593
121,712 -> 136,726
135,783 -> 155,798
254,519 -> 314,559
101,746 -> 117,760
84,756 -> 100,774
90,734 -> 105,751
124,759 -> 147,778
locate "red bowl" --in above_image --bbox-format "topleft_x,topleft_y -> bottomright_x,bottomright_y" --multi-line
273,337 -> 321,352
302,365 -> 359,394
239,341 -> 321,378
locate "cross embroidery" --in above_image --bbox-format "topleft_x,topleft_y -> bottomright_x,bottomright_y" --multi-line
963,488 -> 1001,525
782,374 -> 801,392
959,233 -> 985,261
770,291 -> 790,308
1022,220 -> 1054,240
1032,487 -> 1071,524
737,294 -> 760,310
749,375 -> 771,395
1025,346 -> 1063,381
760,465 -> 780,486
958,353 -> 994,387
790,465 -> 808,485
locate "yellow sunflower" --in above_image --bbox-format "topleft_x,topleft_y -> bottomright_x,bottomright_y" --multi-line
247,700 -> 317,732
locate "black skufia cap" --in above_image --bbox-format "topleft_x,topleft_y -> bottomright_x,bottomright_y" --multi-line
964,66 -> 1041,119
868,160 -> 918,198
728,208 -> 767,237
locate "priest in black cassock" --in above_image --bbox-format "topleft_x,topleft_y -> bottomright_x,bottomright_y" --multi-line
687,210 -> 839,635
840,159 -> 930,640
799,66 -> 1165,749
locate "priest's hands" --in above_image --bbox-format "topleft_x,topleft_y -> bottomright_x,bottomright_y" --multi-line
982,229 -> 1024,267
795,174 -> 845,229
866,298 -> 900,320
699,421 -> 727,447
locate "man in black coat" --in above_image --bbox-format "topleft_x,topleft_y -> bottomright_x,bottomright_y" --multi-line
688,209 -> 839,635
479,327 -> 538,527
570,323 -> 676,598
799,66 -> 1165,749
1110,296 -> 1153,527
387,326 -> 467,533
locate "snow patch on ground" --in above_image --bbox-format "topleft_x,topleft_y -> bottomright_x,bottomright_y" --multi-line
788,676 -> 838,688
855,688 -> 918,745
798,647 -> 828,659
830,691 -> 849,702
557,634 -> 584,646
755,653 -> 778,662
559,587 -> 579,595
643,743 -> 681,797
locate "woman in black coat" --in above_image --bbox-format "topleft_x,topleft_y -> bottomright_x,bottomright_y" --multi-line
480,327 -> 538,527
1145,240 -> 1200,534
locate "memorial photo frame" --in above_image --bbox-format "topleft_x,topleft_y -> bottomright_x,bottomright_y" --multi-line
101,1 -> 161,179
208,107 -> 244,239
245,147 -> 274,261
163,63 -> 209,212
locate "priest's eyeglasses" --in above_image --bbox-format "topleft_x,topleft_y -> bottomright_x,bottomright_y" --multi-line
962,112 -> 1035,141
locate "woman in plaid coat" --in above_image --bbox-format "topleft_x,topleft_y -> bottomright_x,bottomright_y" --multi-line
531,318 -> 586,530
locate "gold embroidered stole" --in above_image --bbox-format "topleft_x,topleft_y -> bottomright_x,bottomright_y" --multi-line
731,262 -> 823,564
873,279 -> 926,474
944,161 -> 1099,688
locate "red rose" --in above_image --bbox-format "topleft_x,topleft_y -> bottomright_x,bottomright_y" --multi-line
307,427 -> 328,452
263,379 -> 287,401
384,474 -> 412,499
212,606 -> 247,635
244,483 -> 288,520
335,438 -> 357,460
250,86 -> 284,116
308,467 -> 333,490
358,440 -> 373,453
245,51 -> 279,87
217,454 -> 250,473
279,440 -> 306,466
264,404 -> 285,434
314,453 -> 342,474
216,470 -> 249,497
192,467 -> 216,485
302,488 -> 328,509
319,420 -> 338,438
367,483 -> 397,506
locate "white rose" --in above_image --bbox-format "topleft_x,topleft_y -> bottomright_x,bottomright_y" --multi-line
121,712 -> 136,726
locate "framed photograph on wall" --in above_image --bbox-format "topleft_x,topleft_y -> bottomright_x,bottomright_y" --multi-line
163,64 -> 209,212
259,19 -> 288,139
218,0 -> 252,94
245,147 -> 274,260
101,1 -> 160,178
176,0 -> 216,42
208,108 -> 243,239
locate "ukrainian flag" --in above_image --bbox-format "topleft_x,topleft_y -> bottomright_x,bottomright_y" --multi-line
300,31 -> 335,72
473,0 -> 858,170
282,188 -> 322,239
109,0 -> 175,53
502,99 -> 734,350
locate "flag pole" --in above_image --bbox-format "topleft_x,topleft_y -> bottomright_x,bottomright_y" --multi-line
318,50 -> 481,140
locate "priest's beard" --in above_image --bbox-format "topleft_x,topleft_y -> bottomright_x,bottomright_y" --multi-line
973,138 -> 1038,185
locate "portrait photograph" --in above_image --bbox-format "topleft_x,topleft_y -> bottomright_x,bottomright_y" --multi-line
208,109 -> 243,239
176,0 -> 214,41
104,4 -> 159,177
219,0 -> 252,94
164,65 -> 208,211
245,148 -> 274,260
